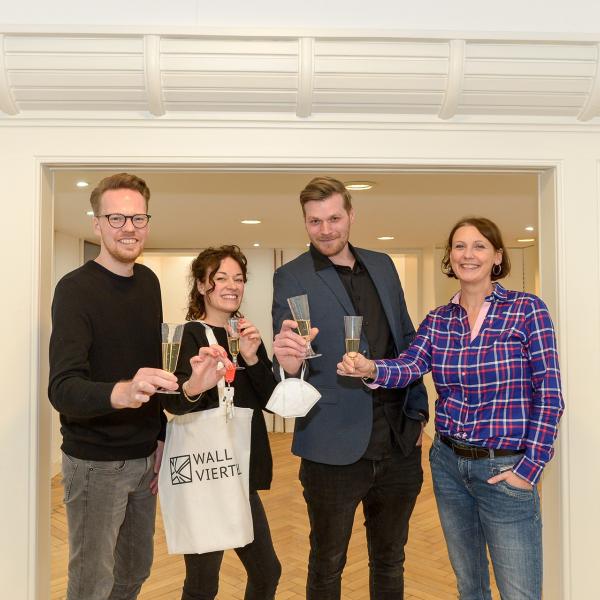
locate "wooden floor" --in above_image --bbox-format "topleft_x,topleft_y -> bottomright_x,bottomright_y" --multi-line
51,433 -> 500,599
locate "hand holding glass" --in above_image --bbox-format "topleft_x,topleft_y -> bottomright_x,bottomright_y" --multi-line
287,294 -> 322,359
227,318 -> 245,370
160,322 -> 184,394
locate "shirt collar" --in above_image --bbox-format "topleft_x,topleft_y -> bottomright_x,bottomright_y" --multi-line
309,243 -> 363,272
449,282 -> 508,305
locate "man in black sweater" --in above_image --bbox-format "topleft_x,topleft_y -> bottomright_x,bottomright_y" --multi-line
49,173 -> 224,600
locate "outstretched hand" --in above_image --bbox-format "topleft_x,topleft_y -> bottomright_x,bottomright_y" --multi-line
111,368 -> 178,409
273,319 -> 318,376
336,353 -> 376,379
186,345 -> 232,396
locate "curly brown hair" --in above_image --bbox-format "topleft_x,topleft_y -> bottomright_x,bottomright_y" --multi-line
186,245 -> 248,321
441,217 -> 511,281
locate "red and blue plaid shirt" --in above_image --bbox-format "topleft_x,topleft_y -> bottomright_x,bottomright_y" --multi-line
373,283 -> 564,484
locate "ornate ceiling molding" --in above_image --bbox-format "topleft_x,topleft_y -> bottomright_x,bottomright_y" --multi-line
0,30 -> 599,123
0,34 -> 19,115
439,39 -> 465,119
144,34 -> 165,117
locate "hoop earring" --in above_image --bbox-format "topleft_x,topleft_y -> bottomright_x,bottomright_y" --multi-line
492,264 -> 501,276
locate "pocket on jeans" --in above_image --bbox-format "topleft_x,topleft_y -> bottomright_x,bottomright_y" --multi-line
489,460 -> 534,500
492,480 -> 535,502
61,452 -> 79,502
428,438 -> 441,463
89,459 -> 127,473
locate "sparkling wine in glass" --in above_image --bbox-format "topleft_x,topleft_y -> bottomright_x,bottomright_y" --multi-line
287,294 -> 322,359
160,322 -> 184,394
344,316 -> 363,356
227,317 -> 245,370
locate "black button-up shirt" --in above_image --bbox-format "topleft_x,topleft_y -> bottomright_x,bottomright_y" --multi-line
310,244 -> 406,459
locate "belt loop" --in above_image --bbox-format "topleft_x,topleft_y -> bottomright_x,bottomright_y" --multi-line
489,448 -> 495,459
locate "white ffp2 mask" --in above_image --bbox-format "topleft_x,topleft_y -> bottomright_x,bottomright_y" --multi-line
266,365 -> 321,418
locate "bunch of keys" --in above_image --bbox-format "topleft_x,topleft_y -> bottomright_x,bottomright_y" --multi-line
223,363 -> 236,422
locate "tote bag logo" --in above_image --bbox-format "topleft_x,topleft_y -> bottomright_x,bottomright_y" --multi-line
170,455 -> 192,485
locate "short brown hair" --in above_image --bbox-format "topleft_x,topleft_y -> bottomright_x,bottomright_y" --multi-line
299,176 -> 353,214
90,173 -> 151,215
186,245 -> 248,321
441,217 -> 511,280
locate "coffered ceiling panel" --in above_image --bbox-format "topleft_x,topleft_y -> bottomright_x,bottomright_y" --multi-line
1,31 -> 600,122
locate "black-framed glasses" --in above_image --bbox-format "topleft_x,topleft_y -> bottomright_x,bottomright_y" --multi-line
98,213 -> 151,229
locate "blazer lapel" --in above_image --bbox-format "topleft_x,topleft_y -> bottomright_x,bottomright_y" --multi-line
316,266 -> 356,315
356,249 -> 401,349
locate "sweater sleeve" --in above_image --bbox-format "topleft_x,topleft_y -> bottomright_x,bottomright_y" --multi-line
241,342 -> 277,409
48,278 -> 115,418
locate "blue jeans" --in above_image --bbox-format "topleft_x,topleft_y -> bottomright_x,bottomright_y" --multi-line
61,451 -> 157,600
181,492 -> 281,600
429,437 -> 542,600
299,448 -> 423,600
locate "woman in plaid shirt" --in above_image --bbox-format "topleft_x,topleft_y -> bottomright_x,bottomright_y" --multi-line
338,217 -> 564,600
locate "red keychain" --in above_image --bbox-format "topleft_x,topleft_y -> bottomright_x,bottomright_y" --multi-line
224,363 -> 236,385
223,363 -> 236,421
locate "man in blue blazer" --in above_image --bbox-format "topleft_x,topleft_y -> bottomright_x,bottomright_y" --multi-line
272,176 -> 428,599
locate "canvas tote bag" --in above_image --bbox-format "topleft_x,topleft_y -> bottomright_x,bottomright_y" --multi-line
158,323 -> 254,554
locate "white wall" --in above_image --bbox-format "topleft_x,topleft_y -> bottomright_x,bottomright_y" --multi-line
50,231 -> 81,475
3,124 -> 597,600
2,1 -> 600,34
141,254 -> 193,323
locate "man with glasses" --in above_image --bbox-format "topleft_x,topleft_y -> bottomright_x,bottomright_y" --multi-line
49,173 -> 224,600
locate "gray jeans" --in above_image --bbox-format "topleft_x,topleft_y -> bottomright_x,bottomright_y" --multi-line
61,451 -> 157,600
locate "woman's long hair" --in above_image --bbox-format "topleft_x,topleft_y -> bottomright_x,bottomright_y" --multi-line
186,245 -> 248,321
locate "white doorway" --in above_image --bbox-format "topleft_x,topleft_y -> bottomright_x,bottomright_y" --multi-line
43,163 -> 559,598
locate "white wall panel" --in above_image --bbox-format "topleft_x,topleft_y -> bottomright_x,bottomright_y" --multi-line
1,87 -> 599,600
51,231 -> 82,476
2,1 -> 600,34
8,71 -> 146,87
1,32 -> 600,121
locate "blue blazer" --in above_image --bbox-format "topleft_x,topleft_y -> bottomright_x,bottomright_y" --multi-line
272,247 -> 428,465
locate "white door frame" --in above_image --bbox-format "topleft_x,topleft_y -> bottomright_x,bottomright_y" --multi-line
36,157 -> 565,599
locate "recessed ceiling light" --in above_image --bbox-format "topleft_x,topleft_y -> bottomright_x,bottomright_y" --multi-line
344,181 -> 374,191
377,236 -> 395,241
241,219 -> 261,225
76,180 -> 89,188
86,210 -> 94,216
525,226 -> 535,232
517,238 -> 535,243
253,243 -> 260,247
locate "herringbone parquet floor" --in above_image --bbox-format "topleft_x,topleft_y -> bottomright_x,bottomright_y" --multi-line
51,433 -> 500,599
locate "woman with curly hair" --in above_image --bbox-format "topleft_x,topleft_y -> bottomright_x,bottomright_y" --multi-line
161,245 -> 281,600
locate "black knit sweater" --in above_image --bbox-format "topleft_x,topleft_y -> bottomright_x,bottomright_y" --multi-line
48,260 -> 165,460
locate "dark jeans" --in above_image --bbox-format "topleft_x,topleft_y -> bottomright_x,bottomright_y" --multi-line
300,447 -> 423,600
181,492 -> 281,600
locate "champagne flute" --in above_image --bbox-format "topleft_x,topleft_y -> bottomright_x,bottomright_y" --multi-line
160,322 -> 184,394
287,294 -> 322,359
344,316 -> 363,357
226,317 -> 245,370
